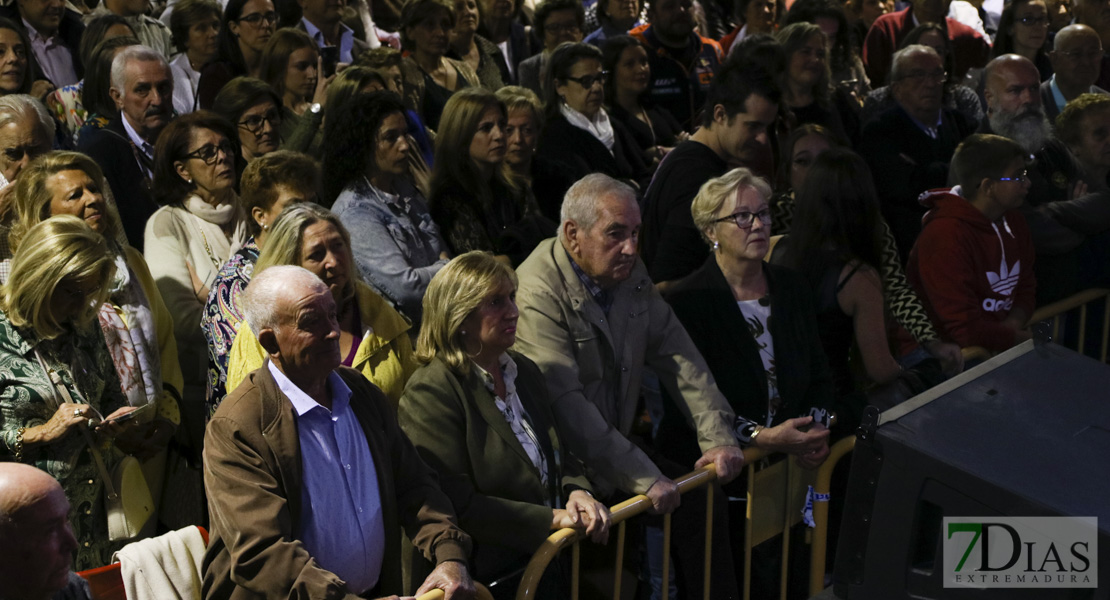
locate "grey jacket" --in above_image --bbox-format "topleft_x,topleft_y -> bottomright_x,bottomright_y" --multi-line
513,238 -> 738,497
332,178 -> 448,323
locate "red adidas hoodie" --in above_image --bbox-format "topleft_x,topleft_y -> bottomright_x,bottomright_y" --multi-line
906,187 -> 1036,352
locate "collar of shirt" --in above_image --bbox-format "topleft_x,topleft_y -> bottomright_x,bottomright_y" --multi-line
566,249 -> 613,313
904,107 -> 943,139
120,113 -> 156,159
302,17 -> 355,63
21,17 -> 57,44
1049,75 -> 1069,114
268,360 -> 354,417
473,352 -> 518,397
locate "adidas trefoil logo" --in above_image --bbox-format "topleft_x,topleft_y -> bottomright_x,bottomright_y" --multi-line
983,259 -> 1020,312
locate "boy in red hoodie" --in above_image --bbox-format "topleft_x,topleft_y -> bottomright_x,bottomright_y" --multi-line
907,133 -> 1036,352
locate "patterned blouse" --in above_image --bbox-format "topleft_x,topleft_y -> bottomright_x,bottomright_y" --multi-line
201,237 -> 260,417
0,312 -> 128,570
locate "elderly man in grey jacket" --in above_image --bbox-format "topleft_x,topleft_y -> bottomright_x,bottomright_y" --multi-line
514,173 -> 747,598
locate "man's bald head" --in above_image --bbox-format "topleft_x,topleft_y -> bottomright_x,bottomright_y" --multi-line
0,464 -> 76,600
1051,24 -> 1105,93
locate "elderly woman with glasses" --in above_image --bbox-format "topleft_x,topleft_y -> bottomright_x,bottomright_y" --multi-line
212,76 -> 283,162
535,42 -> 647,193
0,216 -> 152,569
226,203 -> 417,405
657,168 -> 834,485
146,111 -> 248,448
398,251 -> 609,598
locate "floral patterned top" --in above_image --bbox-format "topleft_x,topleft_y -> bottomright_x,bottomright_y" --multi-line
49,80 -> 87,147
0,312 -> 128,570
201,237 -> 259,417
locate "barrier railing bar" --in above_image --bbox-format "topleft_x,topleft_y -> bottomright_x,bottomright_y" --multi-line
571,540 -> 580,600
807,436 -> 857,597
1079,303 -> 1088,352
661,512 -> 672,600
611,521 -> 625,600
703,483 -> 714,600
1096,297 -> 1105,361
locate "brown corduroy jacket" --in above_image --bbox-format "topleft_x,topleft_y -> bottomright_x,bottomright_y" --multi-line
201,364 -> 471,599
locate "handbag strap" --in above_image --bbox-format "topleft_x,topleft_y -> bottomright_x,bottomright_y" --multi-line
33,349 -> 120,500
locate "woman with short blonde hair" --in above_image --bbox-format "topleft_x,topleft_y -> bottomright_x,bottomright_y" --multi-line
227,203 -> 417,404
399,251 -> 609,596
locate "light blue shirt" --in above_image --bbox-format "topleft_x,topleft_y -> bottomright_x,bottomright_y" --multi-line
302,17 -> 355,64
268,361 -> 385,594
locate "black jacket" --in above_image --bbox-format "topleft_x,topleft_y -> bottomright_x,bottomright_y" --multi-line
656,258 -> 836,474
76,117 -> 158,250
535,114 -> 649,194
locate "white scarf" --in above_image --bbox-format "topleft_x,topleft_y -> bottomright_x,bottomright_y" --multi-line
560,103 -> 615,154
185,194 -> 238,225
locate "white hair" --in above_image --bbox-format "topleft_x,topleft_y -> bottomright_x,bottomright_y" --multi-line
241,265 -> 327,335
559,173 -> 637,243
109,45 -> 170,99
0,95 -> 55,141
890,44 -> 941,82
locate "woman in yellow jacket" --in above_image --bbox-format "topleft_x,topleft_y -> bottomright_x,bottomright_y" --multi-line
225,203 -> 416,405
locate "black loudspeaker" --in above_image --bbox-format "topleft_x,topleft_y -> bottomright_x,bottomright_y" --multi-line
833,341 -> 1110,599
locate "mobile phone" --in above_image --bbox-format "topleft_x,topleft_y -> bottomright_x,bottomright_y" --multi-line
101,402 -> 155,426
321,46 -> 339,79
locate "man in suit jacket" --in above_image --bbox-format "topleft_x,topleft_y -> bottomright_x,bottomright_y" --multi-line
863,0 -> 991,87
1042,24 -> 1109,122
77,46 -> 173,250
203,265 -> 475,600
297,0 -> 369,64
514,173 -> 746,599
2,0 -> 83,87
859,45 -> 976,262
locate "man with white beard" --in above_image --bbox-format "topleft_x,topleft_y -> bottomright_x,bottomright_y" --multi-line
982,54 -> 1110,303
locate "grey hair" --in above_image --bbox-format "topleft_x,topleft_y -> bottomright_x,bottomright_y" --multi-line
0,95 -> 55,141
241,265 -> 326,335
110,45 -> 169,99
559,173 -> 637,243
889,44 -> 941,82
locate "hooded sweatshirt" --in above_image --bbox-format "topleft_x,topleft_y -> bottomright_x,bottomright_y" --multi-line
906,187 -> 1036,352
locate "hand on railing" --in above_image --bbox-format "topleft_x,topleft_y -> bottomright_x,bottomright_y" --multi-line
694,444 -> 746,483
413,560 -> 475,600
645,476 -> 681,515
558,489 -> 611,543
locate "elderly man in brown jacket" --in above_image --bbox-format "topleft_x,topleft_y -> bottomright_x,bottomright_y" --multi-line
514,174 -> 747,598
202,265 -> 474,600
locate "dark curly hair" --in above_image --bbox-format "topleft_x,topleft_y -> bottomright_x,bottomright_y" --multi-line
322,90 -> 408,204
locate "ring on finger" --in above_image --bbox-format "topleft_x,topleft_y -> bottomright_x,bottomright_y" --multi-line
73,408 -> 82,417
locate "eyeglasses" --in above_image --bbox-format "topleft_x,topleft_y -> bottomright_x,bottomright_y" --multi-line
183,139 -> 236,165
238,110 -> 281,135
545,21 -> 581,35
1016,15 -> 1048,26
563,71 -> 608,89
1060,47 -> 1103,60
713,208 -> 772,229
900,69 -> 948,83
238,11 -> 277,25
996,170 -> 1029,183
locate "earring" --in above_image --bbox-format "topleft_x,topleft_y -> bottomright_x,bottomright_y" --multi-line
460,329 -> 467,336
713,240 -> 720,251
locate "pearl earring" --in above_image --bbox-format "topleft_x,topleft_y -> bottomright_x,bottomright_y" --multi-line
713,240 -> 720,251
460,329 -> 467,336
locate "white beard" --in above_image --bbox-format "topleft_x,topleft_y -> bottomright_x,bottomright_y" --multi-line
989,106 -> 1053,154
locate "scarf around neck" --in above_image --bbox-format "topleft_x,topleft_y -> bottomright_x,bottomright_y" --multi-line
560,102 -> 615,154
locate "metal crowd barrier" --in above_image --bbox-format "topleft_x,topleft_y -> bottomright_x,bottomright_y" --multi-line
514,436 -> 858,600
962,288 -> 1110,362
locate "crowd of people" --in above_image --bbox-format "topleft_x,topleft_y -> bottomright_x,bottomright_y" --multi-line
0,0 -> 1106,596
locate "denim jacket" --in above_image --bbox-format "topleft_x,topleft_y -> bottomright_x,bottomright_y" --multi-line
332,177 -> 448,324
